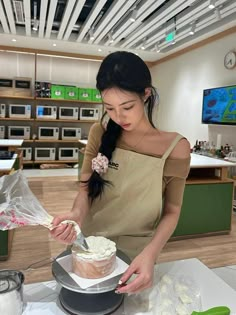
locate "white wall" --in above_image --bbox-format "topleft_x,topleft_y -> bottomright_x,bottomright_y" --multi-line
151,33 -> 236,149
0,51 -> 101,87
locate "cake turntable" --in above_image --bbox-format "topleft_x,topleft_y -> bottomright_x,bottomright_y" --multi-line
52,249 -> 130,315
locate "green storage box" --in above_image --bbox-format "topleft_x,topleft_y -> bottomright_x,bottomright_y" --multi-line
92,89 -> 102,103
78,88 -> 92,101
65,86 -> 79,100
51,85 -> 65,99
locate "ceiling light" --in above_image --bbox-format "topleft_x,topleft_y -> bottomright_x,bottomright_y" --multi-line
155,44 -> 161,53
98,48 -> 102,52
208,0 -> 216,9
89,28 -> 95,41
130,8 -> 138,23
32,1 -> 39,31
53,43 -> 57,47
215,7 -> 221,20
32,20 -> 39,31
189,23 -> 196,35
171,39 -> 176,45
141,38 -> 146,50
108,32 -> 114,43
12,38 -> 17,42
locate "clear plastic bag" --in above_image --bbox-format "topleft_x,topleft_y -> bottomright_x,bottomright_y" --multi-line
0,170 -> 53,230
124,265 -> 202,315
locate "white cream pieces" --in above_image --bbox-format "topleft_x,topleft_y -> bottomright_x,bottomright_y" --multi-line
73,236 -> 116,260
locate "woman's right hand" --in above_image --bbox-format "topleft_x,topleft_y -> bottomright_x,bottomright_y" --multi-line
49,212 -> 81,245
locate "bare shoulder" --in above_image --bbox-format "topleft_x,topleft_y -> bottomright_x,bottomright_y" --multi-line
160,131 -> 191,159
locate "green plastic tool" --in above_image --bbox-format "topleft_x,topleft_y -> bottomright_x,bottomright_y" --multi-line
191,306 -> 230,315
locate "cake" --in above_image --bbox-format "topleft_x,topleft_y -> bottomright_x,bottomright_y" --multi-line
72,236 -> 117,279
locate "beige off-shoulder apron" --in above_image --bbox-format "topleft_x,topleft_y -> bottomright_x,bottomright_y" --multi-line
82,134 -> 183,260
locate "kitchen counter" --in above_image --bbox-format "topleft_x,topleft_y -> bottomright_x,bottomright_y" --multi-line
173,154 -> 235,239
0,139 -> 24,146
190,153 -> 236,168
22,258 -> 236,314
0,153 -> 17,172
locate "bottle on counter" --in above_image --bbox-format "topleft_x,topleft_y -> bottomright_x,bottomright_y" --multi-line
209,142 -> 216,156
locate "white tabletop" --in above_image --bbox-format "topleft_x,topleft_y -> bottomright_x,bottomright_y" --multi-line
190,153 -> 236,168
22,258 -> 236,314
78,139 -> 88,145
0,153 -> 17,171
0,139 -> 24,146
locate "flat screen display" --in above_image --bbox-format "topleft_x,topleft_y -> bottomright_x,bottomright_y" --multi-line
202,85 -> 236,125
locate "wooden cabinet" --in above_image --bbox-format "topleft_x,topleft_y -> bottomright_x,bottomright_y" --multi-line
172,160 -> 235,238
173,181 -> 234,237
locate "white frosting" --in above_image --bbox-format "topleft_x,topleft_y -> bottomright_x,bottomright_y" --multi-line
176,304 -> 188,315
73,236 -> 116,260
175,283 -> 188,294
161,275 -> 173,285
179,293 -> 193,304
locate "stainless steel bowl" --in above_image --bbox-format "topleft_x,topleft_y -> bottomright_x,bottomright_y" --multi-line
0,270 -> 24,315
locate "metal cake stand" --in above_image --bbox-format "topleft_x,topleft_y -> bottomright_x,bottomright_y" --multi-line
52,249 -> 130,315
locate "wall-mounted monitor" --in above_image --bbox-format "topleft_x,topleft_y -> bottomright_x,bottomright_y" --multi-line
202,85 -> 236,125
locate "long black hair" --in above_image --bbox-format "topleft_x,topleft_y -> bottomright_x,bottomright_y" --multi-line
86,51 -> 159,201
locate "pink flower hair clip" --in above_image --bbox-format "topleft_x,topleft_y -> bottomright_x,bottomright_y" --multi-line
92,153 -> 109,175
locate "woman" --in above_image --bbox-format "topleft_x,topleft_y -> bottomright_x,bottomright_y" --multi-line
51,51 -> 190,294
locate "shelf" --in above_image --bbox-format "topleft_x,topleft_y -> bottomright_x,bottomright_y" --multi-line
186,177 -> 234,184
34,139 -> 80,143
0,95 -> 34,100
0,95 -> 102,104
22,139 -> 80,143
23,161 -> 34,164
26,160 -> 78,164
36,97 -> 102,104
0,117 -> 34,121
0,118 -> 98,123
35,118 -> 98,123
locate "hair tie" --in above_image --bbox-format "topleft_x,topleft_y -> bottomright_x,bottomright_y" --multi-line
92,153 -> 109,175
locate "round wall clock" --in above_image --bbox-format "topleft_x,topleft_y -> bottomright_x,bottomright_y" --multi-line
224,51 -> 236,69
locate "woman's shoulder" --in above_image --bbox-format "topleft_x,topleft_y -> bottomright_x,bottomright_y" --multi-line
160,130 -> 191,159
89,122 -> 105,137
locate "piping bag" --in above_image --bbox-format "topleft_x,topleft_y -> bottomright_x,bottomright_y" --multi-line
0,170 -> 89,251
192,306 -> 230,315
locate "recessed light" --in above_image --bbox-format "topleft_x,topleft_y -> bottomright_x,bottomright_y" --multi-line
208,0 -> 216,9
53,43 -> 57,47
12,38 -> 16,42
98,48 -> 102,52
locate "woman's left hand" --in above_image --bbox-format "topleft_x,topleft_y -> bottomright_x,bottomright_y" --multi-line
115,248 -> 156,294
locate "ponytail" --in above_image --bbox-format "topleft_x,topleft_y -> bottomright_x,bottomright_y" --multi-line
87,119 -> 122,202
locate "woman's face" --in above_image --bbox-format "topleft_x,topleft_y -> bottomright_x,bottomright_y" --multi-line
101,88 -> 146,131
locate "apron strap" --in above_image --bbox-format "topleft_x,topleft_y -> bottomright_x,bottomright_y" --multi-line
162,134 -> 184,160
